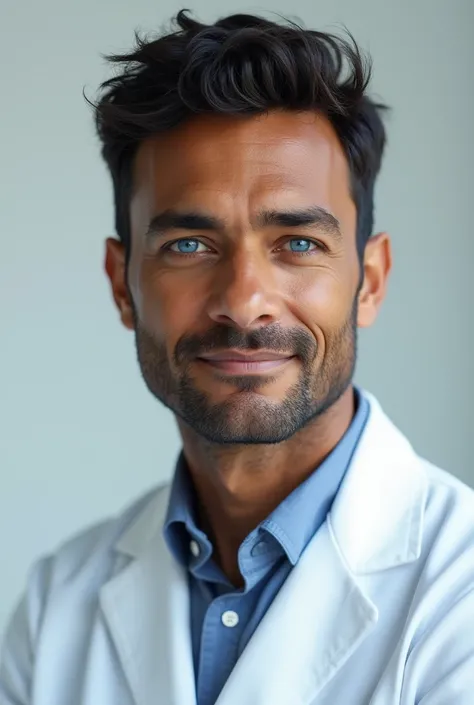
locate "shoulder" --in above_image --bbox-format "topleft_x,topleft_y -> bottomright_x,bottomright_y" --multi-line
0,485 -> 171,699
421,460 -> 474,537
423,459 -> 474,499
32,483 -> 170,598
417,460 -> 474,579
401,462 -> 474,700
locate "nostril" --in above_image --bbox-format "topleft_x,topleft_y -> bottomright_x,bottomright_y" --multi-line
207,287 -> 282,329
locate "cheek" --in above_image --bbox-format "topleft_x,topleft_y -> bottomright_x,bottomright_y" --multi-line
137,265 -> 207,344
288,267 -> 355,335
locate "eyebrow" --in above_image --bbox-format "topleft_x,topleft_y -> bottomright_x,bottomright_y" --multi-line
145,205 -> 342,241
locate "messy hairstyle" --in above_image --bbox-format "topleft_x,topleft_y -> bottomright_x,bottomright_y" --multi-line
92,10 -> 388,261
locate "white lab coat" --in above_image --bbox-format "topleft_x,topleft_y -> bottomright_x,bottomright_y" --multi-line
1,393 -> 474,705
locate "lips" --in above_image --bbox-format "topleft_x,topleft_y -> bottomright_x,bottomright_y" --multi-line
197,350 -> 295,374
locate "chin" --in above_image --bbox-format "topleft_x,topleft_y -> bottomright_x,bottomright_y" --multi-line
177,390 -> 315,445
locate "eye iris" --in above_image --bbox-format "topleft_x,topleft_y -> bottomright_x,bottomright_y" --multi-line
177,239 -> 199,253
290,239 -> 311,252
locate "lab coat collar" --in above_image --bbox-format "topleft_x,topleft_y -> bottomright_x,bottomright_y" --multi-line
100,392 -> 427,705
329,392 -> 427,574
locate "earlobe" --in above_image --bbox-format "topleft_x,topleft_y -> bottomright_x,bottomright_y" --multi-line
357,232 -> 392,329
104,238 -> 135,330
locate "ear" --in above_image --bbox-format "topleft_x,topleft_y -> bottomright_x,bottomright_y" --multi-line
104,238 -> 135,330
357,232 -> 392,328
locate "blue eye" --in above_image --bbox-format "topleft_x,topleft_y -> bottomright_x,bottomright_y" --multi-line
171,239 -> 202,254
288,238 -> 314,253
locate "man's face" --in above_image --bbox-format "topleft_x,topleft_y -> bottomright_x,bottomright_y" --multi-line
107,111 -> 383,444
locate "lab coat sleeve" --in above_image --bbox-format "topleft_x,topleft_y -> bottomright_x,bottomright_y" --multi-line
0,557 -> 52,705
407,585 -> 474,704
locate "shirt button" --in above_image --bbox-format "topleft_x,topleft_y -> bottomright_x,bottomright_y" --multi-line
222,610 -> 239,628
190,540 -> 201,558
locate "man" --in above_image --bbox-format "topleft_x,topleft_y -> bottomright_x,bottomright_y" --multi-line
1,9 -> 473,705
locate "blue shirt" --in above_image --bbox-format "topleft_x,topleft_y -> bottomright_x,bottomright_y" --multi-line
163,389 -> 370,705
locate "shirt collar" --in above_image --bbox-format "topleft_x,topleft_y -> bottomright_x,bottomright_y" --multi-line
260,389 -> 370,565
163,453 -> 212,568
163,387 -> 370,570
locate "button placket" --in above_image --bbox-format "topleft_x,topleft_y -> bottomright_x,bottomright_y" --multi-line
197,596 -> 244,705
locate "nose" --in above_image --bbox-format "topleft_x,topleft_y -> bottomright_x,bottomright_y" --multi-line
207,249 -> 282,330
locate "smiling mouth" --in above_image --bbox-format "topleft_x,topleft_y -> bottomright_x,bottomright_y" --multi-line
196,351 -> 296,375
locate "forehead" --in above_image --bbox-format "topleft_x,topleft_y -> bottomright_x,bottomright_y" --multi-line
131,110 -> 354,227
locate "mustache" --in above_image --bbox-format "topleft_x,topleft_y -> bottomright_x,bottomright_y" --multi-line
174,324 -> 317,366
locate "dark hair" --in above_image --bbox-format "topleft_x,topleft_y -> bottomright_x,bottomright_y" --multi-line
92,10 -> 388,261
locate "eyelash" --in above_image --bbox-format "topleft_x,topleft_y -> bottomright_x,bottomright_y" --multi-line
163,237 -> 324,257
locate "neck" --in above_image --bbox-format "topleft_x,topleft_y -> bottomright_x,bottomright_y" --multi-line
177,387 -> 355,586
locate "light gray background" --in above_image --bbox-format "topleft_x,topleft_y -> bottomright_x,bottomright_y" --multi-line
1,0 -> 472,636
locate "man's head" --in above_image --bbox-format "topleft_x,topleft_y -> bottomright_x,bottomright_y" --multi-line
95,11 -> 391,444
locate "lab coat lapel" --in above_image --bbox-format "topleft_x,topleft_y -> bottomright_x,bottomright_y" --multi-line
100,487 -> 196,705
215,394 -> 427,705
215,521 -> 378,705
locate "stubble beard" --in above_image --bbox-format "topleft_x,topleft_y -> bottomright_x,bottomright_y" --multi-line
131,300 -> 358,445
